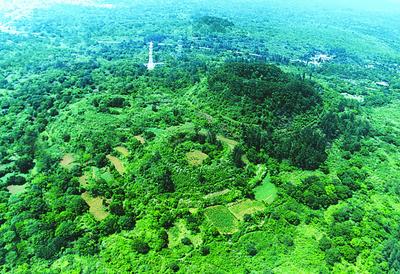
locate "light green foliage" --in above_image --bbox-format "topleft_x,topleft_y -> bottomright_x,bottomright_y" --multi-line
254,177 -> 277,204
0,1 -> 400,273
204,205 -> 239,234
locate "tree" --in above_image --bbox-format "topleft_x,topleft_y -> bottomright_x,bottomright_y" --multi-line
132,239 -> 150,254
319,236 -> 332,251
15,157 -> 34,173
232,146 -> 245,168
200,245 -> 210,256
181,237 -> 192,246
290,127 -> 328,170
159,168 -> 175,193
325,247 -> 341,266
246,243 -> 258,256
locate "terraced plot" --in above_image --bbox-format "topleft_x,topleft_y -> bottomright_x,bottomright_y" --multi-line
228,199 -> 266,221
254,180 -> 278,204
204,205 -> 239,234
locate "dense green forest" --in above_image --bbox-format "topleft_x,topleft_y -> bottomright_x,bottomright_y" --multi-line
1,0 -> 400,273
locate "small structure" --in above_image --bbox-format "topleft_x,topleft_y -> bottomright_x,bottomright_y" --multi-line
144,41 -> 163,70
376,81 -> 389,87
308,53 -> 335,66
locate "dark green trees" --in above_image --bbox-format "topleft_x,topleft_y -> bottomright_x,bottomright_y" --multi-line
289,127 -> 328,170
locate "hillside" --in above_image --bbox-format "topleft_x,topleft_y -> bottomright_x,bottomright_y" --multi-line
0,1 -> 400,273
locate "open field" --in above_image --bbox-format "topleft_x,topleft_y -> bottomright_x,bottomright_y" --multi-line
217,135 -> 238,150
134,135 -> 146,144
167,219 -> 203,248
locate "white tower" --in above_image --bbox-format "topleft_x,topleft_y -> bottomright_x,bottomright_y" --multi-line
145,41 -> 163,70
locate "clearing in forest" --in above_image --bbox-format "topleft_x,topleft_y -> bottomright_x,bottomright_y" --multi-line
106,155 -> 126,175
186,150 -> 208,166
7,184 -> 27,195
101,171 -> 114,184
115,146 -> 130,157
81,192 -> 109,221
79,174 -> 89,187
134,135 -> 146,144
167,219 -> 203,248
204,189 -> 231,199
60,153 -> 76,169
217,135 -> 238,150
254,180 -> 278,204
228,199 -> 266,221
204,205 -> 239,234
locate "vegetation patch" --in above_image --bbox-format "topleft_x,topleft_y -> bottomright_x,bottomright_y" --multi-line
195,16 -> 234,33
106,155 -> 126,175
167,219 -> 203,248
100,172 -> 114,184
217,135 -> 238,150
204,205 -> 239,234
228,199 -> 266,221
186,150 -> 209,166
254,178 -> 278,204
204,189 -> 231,199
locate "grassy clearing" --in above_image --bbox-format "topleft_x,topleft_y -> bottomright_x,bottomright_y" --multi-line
101,172 -> 114,184
60,153 -> 76,169
7,184 -> 27,195
81,192 -> 109,221
254,177 -> 277,204
115,146 -> 129,157
167,219 -> 203,248
273,224 -> 324,273
217,135 -> 238,150
186,150 -> 209,166
79,174 -> 89,187
106,155 -> 126,175
228,199 -> 265,221
167,122 -> 195,133
204,189 -> 230,199
134,135 -> 146,144
204,205 -> 239,234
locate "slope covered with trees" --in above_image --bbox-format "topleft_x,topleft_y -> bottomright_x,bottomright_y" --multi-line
0,1 -> 400,273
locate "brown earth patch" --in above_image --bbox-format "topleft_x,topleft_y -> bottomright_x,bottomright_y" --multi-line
106,155 -> 126,175
81,192 -> 109,221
